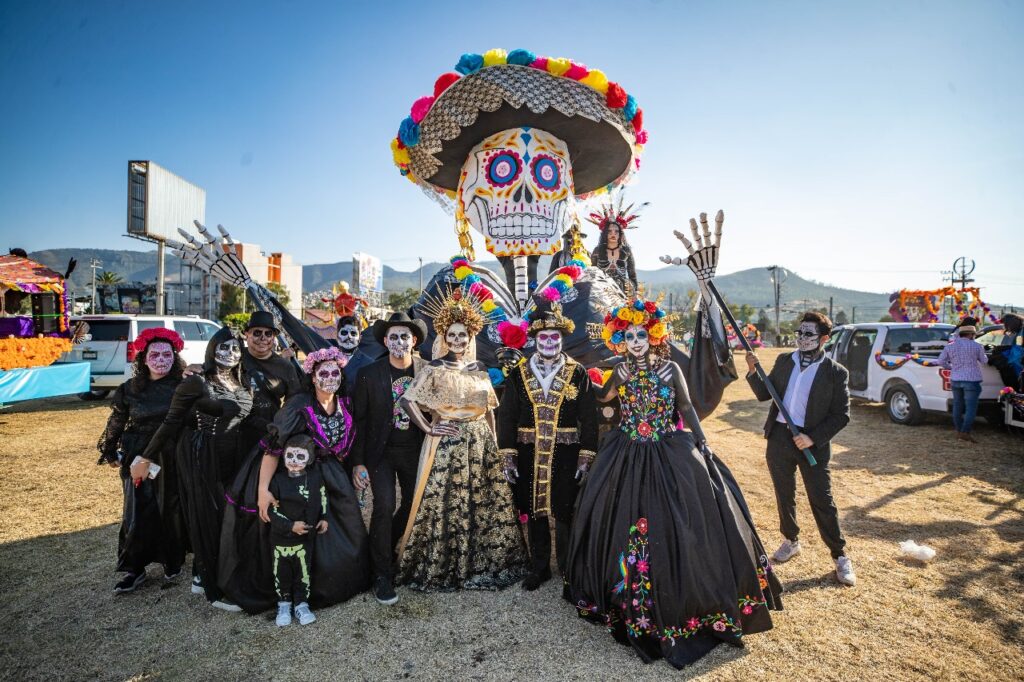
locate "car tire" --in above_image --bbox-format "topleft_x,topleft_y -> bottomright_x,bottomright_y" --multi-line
885,383 -> 923,425
79,389 -> 110,401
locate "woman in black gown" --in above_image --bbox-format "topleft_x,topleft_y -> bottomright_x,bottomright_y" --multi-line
97,327 -> 189,593
564,298 -> 783,669
219,346 -> 370,613
143,326 -> 252,611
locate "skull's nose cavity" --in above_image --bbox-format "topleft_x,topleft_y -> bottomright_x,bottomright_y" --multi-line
513,184 -> 522,203
524,184 -> 534,204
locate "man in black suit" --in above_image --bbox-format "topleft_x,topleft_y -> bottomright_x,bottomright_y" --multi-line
746,311 -> 856,586
350,312 -> 428,605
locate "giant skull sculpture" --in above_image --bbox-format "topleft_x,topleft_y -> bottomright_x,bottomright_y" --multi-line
459,127 -> 576,259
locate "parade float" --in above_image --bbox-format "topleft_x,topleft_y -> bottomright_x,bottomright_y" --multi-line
0,255 -> 89,403
889,287 -> 1001,325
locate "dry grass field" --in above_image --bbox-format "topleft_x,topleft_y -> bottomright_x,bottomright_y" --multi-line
1,348 -> 1022,681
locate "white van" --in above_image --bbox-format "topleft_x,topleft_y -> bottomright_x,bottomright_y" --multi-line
57,315 -> 222,399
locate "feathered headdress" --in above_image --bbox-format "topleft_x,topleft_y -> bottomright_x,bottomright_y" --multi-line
586,194 -> 650,232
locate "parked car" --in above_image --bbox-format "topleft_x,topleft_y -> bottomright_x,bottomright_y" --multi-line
56,315 -> 222,399
823,322 -> 1002,425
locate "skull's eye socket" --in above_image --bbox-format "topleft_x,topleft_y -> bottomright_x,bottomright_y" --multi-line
486,151 -> 522,187
530,155 -> 561,190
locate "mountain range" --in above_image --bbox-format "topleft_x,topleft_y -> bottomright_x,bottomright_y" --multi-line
27,247 -> 912,318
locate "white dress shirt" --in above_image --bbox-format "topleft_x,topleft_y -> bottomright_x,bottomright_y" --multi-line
776,352 -> 823,429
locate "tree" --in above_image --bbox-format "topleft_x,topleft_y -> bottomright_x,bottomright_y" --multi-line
387,288 -> 420,313
834,310 -> 849,325
266,282 -> 290,309
219,283 -> 254,318
878,314 -> 895,322
97,271 -> 123,284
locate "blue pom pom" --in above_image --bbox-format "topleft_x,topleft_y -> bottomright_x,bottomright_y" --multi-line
455,53 -> 484,75
633,300 -> 645,311
398,117 -> 420,147
611,331 -> 624,344
488,367 -> 506,386
568,258 -> 586,268
464,274 -> 481,285
551,280 -> 569,293
623,95 -> 638,121
507,49 -> 536,66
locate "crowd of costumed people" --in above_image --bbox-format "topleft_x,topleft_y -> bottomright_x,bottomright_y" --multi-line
99,48 -> 885,670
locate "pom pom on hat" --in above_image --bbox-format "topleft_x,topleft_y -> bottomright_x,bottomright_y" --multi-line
410,96 -> 435,124
506,49 -> 536,66
398,117 -> 420,147
434,72 -> 461,97
455,53 -> 484,75
606,82 -> 628,109
482,48 -> 508,67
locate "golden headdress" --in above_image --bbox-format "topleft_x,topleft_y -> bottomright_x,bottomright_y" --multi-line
527,302 -> 576,337
422,288 -> 486,337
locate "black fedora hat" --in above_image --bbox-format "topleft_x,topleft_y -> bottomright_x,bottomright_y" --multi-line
244,310 -> 279,333
373,312 -> 428,348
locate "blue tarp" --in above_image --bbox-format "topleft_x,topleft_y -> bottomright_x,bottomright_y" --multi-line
0,362 -> 91,403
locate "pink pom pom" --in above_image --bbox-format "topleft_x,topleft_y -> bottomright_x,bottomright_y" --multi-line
565,63 -> 588,80
410,96 -> 435,124
469,282 -> 486,297
529,57 -> 548,71
497,320 -> 512,334
636,130 -> 649,145
542,287 -> 561,302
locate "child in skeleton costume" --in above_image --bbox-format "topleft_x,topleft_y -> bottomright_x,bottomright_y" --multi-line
219,347 -> 371,613
97,327 -> 189,593
564,295 -> 782,670
496,304 -> 597,590
268,435 -> 327,627
587,196 -> 646,295
142,327 -> 253,611
396,292 -> 529,591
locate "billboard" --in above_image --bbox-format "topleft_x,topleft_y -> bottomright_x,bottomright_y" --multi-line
127,161 -> 206,242
352,252 -> 383,294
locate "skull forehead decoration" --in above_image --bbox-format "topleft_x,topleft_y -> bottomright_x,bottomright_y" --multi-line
459,127 -> 577,258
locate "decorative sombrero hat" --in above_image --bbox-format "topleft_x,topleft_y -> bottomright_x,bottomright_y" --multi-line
391,48 -> 647,205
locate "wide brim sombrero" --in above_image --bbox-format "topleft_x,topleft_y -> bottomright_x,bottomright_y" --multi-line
391,49 -> 647,205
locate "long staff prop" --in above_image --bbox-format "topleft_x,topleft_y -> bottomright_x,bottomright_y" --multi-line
660,211 -> 816,466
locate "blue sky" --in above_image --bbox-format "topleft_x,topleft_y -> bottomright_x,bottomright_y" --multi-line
1,0 -> 1022,304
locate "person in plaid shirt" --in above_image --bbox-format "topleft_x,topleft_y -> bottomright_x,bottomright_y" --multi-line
938,325 -> 988,442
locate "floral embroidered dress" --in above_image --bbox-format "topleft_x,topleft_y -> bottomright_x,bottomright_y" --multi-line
397,364 -> 529,591
564,363 -> 783,669
219,392 -> 371,613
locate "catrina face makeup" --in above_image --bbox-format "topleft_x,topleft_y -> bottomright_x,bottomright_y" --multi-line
283,446 -> 311,475
445,322 -> 470,356
624,324 -> 650,358
313,360 -> 343,394
144,341 -> 175,378
337,324 -> 360,352
214,339 -> 242,368
796,322 -> 822,353
535,330 -> 563,360
385,326 -> 414,359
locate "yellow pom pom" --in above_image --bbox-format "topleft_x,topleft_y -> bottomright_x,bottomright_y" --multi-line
454,266 -> 472,280
391,139 -> 410,167
554,274 -> 573,287
481,299 -> 497,313
546,57 -> 572,76
580,69 -> 608,94
483,49 -> 508,67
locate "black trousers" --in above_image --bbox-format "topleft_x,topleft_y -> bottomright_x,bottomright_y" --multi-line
765,426 -> 846,559
369,446 -> 420,579
527,518 -> 572,575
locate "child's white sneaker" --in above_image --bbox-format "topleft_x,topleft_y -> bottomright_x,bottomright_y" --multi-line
276,601 -> 292,627
294,602 -> 316,625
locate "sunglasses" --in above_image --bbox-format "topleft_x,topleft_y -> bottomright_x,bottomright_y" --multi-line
317,369 -> 342,379
248,329 -> 275,339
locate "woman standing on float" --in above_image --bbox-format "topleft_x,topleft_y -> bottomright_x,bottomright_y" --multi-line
564,296 -> 783,669
97,327 -> 189,594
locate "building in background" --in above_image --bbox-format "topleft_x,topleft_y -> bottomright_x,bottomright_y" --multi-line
232,243 -> 303,316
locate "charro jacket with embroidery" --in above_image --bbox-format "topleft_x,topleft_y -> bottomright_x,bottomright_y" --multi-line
497,357 -> 597,520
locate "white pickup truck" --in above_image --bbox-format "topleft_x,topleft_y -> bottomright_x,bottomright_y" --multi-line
823,322 -> 1003,425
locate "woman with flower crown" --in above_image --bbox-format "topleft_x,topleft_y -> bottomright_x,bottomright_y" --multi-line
219,346 -> 370,613
395,291 -> 529,591
563,296 -> 783,669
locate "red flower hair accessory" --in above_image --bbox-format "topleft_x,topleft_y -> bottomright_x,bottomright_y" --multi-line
132,327 -> 184,354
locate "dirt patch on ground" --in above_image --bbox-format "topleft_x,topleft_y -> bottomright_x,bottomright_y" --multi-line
1,349 -> 1022,681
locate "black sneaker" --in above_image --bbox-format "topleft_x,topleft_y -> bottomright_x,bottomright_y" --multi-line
114,573 -> 146,594
374,576 -> 398,605
163,565 -> 182,581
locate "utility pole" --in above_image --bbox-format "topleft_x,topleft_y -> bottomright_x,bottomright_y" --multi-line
89,258 -> 102,313
767,265 -> 785,345
852,306 -> 857,324
829,296 -> 834,319
419,257 -> 423,293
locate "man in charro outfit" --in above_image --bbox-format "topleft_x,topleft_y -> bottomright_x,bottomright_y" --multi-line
498,305 -> 597,590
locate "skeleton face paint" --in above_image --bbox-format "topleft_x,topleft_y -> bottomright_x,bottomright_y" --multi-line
244,327 -> 275,359
535,330 -> 563,360
624,325 -> 650,358
385,326 -> 414,359
796,322 -> 822,353
459,127 -> 577,258
313,360 -> 343,394
445,322 -> 470,356
144,341 -> 175,377
214,339 -> 242,368
337,324 -> 360,353
283,446 -> 311,476
606,224 -> 620,249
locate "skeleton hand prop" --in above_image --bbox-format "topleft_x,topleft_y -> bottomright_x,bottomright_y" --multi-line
166,221 -> 253,288
659,210 -> 724,309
